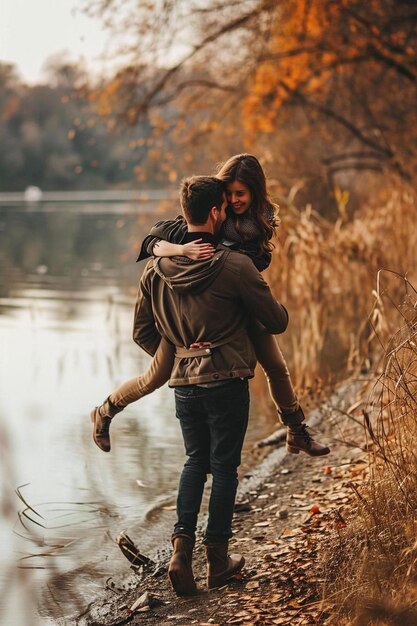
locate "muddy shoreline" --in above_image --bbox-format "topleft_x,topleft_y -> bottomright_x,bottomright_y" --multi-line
62,378 -> 367,626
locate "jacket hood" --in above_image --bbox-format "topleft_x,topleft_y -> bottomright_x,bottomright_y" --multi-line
153,249 -> 230,295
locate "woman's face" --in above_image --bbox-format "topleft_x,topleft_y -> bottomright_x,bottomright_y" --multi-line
227,180 -> 252,216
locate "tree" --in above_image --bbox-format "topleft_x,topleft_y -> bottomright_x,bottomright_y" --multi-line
83,0 -> 417,203
0,60 -> 154,190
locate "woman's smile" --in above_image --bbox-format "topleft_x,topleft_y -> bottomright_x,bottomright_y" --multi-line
227,180 -> 252,215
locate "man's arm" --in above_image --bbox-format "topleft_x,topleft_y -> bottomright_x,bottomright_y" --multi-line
132,261 -> 161,356
238,255 -> 288,334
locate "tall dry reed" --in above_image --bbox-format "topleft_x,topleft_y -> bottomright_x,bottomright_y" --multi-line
321,287 -> 417,625
267,189 -> 417,393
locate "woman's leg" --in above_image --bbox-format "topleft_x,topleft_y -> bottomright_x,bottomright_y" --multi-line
91,338 -> 174,452
250,330 -> 301,420
249,329 -> 330,456
107,337 -> 175,412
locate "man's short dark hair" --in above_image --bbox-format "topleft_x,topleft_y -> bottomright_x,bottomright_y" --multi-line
180,176 -> 225,225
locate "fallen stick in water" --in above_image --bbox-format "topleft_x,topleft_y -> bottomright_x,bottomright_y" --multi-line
116,532 -> 155,567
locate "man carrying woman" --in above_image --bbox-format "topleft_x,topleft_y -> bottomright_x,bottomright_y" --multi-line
133,175 -> 289,594
92,154 -> 330,458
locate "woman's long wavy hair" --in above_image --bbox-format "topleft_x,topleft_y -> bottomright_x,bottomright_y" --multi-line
215,153 -> 279,252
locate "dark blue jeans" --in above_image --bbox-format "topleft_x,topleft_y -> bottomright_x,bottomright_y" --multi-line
173,378 -> 249,544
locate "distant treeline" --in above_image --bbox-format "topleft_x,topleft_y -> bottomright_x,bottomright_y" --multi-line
0,62 -> 155,191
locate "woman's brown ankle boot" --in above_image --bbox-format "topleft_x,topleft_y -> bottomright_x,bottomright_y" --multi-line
282,407 -> 330,457
90,397 -> 121,453
286,423 -> 330,456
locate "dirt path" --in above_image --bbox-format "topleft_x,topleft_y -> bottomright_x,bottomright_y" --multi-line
71,379 -> 368,626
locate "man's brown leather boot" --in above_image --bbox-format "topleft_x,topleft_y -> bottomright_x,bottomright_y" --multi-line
168,534 -> 197,596
90,397 -> 120,452
286,424 -> 330,456
206,542 -> 245,589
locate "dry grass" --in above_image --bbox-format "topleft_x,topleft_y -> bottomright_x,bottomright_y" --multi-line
267,188 -> 417,392
264,188 -> 417,623
320,294 -> 417,625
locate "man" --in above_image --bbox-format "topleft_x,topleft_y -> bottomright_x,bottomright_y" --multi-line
133,176 -> 288,595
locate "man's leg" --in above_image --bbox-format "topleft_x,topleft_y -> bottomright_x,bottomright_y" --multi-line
174,386 -> 210,538
203,379 -> 249,588
169,386 -> 210,595
203,379 -> 249,542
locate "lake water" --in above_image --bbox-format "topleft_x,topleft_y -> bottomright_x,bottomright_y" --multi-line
0,199 -> 275,625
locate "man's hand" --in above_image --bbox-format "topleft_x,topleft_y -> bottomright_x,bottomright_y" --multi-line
182,239 -> 215,261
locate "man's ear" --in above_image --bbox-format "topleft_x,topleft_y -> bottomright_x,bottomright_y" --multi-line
209,206 -> 218,221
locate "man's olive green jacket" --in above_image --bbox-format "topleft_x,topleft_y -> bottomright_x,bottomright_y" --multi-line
133,247 -> 288,386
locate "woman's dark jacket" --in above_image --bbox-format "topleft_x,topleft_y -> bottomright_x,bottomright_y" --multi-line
136,215 -> 272,272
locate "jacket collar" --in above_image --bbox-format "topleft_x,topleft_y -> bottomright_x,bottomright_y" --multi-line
183,231 -> 217,245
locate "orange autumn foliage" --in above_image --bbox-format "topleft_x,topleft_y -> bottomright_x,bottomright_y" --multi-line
84,0 -> 417,187
242,0 -> 417,148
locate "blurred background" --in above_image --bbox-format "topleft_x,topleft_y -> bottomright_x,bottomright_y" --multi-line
1,0 -> 417,623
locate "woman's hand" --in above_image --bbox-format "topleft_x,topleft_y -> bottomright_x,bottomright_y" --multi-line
182,239 -> 215,260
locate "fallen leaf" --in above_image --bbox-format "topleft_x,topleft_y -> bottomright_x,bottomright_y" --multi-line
270,593 -> 285,602
129,591 -> 150,612
245,581 -> 260,589
273,548 -> 291,556
327,493 -> 349,501
281,528 -> 300,538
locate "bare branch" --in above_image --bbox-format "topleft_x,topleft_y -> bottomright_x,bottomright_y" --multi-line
155,79 -> 238,106
278,79 -> 393,157
134,4 -> 267,118
368,46 -> 417,83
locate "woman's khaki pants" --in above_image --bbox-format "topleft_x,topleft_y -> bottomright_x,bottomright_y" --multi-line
106,331 -> 300,423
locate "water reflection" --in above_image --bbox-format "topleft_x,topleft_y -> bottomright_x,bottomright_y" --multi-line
0,203 -> 275,624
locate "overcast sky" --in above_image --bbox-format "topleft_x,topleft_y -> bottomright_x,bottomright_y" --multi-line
0,0 -> 109,83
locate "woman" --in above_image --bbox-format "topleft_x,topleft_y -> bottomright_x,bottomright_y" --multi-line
91,154 -> 329,457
